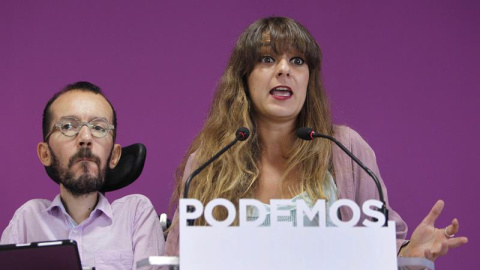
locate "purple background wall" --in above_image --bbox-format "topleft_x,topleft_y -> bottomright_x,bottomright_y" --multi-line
1,0 -> 478,268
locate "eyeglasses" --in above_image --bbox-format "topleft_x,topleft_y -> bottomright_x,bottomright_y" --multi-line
45,117 -> 115,141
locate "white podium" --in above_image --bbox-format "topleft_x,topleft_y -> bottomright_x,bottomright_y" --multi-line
137,256 -> 434,270
138,198 -> 434,270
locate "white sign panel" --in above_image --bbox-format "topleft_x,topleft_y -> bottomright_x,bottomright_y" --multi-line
179,198 -> 397,270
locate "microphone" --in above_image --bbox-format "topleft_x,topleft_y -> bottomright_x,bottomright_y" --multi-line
296,127 -> 389,226
183,127 -> 250,225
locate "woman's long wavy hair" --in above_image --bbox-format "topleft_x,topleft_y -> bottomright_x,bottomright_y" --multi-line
171,17 -> 334,225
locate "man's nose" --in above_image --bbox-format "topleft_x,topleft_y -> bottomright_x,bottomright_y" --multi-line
77,125 -> 93,148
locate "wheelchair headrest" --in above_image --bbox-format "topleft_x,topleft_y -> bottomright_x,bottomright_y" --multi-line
45,143 -> 147,192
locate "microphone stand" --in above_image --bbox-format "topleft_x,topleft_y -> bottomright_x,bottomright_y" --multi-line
297,128 -> 389,227
183,128 -> 249,225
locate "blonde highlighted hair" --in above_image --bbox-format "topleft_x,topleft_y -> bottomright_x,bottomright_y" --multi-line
171,17 -> 334,224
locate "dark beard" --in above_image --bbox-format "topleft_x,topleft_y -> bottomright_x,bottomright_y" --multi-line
50,147 -> 107,197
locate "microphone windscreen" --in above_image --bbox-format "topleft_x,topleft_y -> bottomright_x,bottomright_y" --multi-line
236,127 -> 250,141
296,127 -> 314,141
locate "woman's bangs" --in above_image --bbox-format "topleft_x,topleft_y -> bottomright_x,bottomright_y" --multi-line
268,27 -> 308,56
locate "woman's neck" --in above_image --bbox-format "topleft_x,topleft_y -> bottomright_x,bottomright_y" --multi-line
256,119 -> 295,157
255,119 -> 299,202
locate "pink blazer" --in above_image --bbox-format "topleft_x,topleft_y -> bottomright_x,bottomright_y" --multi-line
165,125 -> 408,255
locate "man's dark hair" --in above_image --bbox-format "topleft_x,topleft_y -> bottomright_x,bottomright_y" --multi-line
42,81 -> 117,142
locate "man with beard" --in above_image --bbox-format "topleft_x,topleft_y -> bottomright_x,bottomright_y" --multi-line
0,82 -> 165,270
